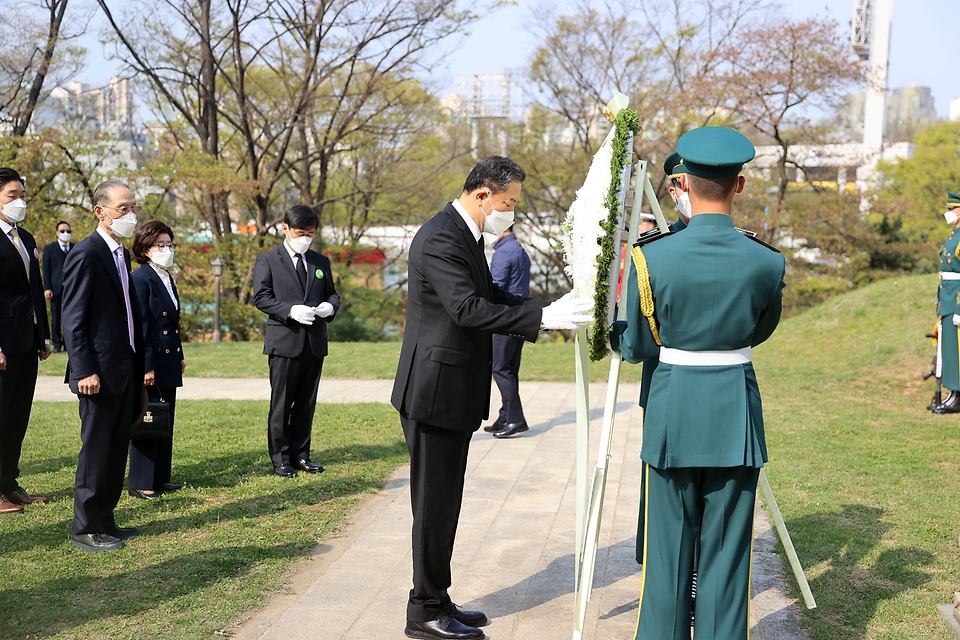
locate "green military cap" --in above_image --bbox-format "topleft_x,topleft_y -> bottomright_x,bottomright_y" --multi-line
948,192 -> 960,209
662,151 -> 686,179
676,127 -> 755,178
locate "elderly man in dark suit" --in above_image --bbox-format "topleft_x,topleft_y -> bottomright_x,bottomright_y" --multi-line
62,179 -> 145,552
391,156 -> 591,640
253,204 -> 340,478
0,167 -> 51,514
42,220 -> 75,353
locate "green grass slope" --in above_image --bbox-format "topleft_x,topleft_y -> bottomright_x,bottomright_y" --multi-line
753,273 -> 959,639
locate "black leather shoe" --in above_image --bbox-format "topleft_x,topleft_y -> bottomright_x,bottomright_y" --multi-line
493,421 -> 529,438
128,488 -> 159,500
934,391 -> 960,414
274,464 -> 297,478
483,420 -> 506,433
295,459 -> 325,474
71,533 -> 124,552
448,603 -> 488,627
404,615 -> 483,640
108,525 -> 141,540
157,483 -> 183,492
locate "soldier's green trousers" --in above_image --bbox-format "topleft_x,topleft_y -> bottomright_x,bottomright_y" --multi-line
634,465 -> 759,640
942,318 -> 960,391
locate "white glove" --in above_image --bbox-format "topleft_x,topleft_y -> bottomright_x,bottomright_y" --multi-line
952,314 -> 960,327
541,292 -> 593,330
289,304 -> 316,325
314,302 -> 335,318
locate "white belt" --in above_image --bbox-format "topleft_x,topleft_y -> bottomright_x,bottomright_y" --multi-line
940,272 -> 960,281
659,346 -> 751,366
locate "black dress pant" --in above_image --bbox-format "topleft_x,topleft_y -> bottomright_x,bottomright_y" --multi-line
129,386 -> 176,490
267,345 -> 323,467
492,334 -> 525,424
50,295 -> 63,350
400,416 -> 472,622
0,351 -> 38,496
73,376 -> 135,534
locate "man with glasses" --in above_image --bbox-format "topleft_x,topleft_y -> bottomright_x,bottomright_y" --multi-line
62,180 -> 145,552
42,221 -> 75,353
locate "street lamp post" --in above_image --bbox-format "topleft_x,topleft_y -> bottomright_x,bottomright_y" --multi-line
210,257 -> 224,343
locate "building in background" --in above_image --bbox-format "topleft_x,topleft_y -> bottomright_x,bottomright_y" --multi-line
840,85 -> 938,143
950,98 -> 960,122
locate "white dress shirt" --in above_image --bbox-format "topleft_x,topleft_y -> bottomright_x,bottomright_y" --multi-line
451,199 -> 482,243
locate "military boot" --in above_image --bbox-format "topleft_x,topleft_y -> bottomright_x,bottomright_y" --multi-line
934,391 -> 960,414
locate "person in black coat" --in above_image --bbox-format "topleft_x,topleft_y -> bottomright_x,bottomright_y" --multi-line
128,220 -> 185,500
390,156 -> 591,640
42,220 -> 75,352
62,179 -> 145,552
0,167 -> 52,514
253,205 -> 340,478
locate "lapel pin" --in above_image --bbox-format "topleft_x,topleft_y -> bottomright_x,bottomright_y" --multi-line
315,269 -> 323,279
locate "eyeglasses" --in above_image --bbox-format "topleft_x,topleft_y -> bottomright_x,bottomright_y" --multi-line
152,244 -> 176,251
102,205 -> 142,215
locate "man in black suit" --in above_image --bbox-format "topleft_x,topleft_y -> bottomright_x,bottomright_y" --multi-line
62,179 -> 145,552
253,205 -> 340,478
391,157 -> 591,640
0,167 -> 52,514
42,220 -> 74,353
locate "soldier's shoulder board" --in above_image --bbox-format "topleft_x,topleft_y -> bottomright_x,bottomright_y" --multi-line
633,228 -> 672,248
735,227 -> 780,253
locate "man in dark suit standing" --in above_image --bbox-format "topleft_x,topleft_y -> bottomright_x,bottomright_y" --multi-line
391,156 -> 591,640
253,205 -> 340,478
62,179 -> 145,552
42,220 -> 74,353
0,167 -> 52,514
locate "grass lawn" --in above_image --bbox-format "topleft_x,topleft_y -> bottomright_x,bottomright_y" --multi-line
0,400 -> 405,640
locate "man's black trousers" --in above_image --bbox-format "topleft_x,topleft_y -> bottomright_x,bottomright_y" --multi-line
0,351 -> 38,496
267,346 -> 323,467
492,334 -> 525,424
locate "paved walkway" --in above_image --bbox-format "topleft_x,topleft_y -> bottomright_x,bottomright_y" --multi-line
35,377 -> 809,640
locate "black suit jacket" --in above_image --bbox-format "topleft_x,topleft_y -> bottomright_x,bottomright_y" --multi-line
131,264 -> 184,389
391,204 -> 544,432
0,226 -> 50,355
62,231 -> 145,397
253,245 -> 340,358
42,241 -> 74,295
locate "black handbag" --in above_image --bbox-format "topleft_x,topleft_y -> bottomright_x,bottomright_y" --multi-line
132,397 -> 172,440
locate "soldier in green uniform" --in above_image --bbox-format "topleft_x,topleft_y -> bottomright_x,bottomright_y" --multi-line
611,126 -> 786,640
933,192 -> 960,414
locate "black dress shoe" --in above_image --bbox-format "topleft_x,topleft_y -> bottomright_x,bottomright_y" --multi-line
128,488 -> 159,500
493,421 -> 529,438
483,420 -> 506,433
157,483 -> 183,492
71,533 -> 124,552
108,525 -> 141,540
934,391 -> 960,414
448,603 -> 488,627
295,459 -> 325,474
404,615 -> 483,640
274,464 -> 297,478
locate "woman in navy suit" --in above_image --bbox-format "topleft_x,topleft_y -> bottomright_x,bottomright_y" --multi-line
128,221 -> 185,499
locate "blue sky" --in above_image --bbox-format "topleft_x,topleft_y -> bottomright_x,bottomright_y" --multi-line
76,0 -> 959,118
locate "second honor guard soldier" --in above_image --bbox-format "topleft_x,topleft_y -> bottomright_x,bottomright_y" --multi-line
933,192 -> 960,414
611,127 -> 785,640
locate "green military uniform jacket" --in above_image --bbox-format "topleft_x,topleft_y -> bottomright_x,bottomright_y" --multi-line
939,228 -> 960,317
611,214 -> 785,469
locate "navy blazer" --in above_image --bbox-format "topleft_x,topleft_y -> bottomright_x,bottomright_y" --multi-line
42,241 -> 74,295
131,264 -> 184,389
62,231 -> 145,397
253,244 -> 340,359
490,233 -> 531,298
391,204 -> 545,431
0,226 -> 50,354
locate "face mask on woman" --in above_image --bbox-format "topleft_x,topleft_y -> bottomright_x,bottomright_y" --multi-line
152,246 -> 175,268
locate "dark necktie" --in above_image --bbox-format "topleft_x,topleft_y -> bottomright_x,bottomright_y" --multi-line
296,254 -> 307,290
478,236 -> 484,249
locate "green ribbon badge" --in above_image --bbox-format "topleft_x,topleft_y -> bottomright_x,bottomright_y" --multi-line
315,269 -> 323,279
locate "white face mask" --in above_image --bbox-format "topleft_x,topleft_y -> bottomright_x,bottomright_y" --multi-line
58,231 -> 72,242
288,234 -> 312,254
152,247 -> 175,268
107,212 -> 137,238
481,198 -> 515,237
946,209 -> 959,225
675,192 -> 692,220
2,198 -> 27,223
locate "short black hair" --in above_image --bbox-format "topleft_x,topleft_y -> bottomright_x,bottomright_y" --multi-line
687,174 -> 739,201
462,156 -> 525,195
56,220 -> 71,230
0,167 -> 24,191
283,204 -> 319,230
